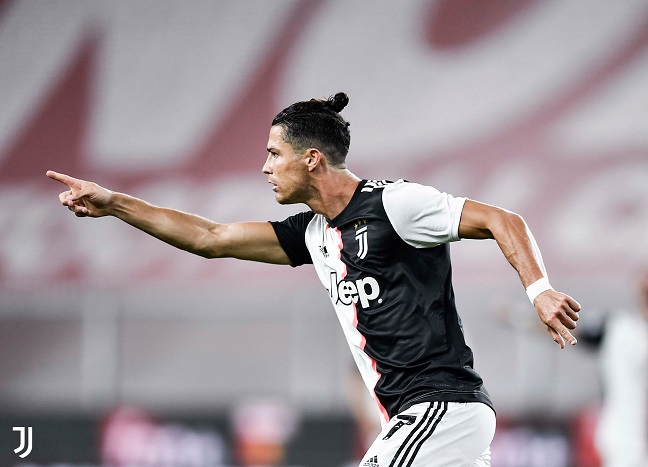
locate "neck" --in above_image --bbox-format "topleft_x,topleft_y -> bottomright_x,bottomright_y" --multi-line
306,169 -> 361,220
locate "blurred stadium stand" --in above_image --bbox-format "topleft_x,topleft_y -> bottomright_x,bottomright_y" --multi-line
1,0 -> 648,465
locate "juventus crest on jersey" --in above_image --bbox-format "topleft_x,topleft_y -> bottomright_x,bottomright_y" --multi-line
271,179 -> 493,422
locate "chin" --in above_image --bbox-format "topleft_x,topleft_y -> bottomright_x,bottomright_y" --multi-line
274,192 -> 298,205
276,197 -> 295,205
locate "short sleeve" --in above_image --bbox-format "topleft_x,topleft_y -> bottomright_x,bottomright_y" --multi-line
382,180 -> 466,248
269,211 -> 315,266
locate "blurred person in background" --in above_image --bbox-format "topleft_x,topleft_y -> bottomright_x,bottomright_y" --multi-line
231,399 -> 299,467
591,267 -> 648,467
343,368 -> 382,467
47,92 -> 581,467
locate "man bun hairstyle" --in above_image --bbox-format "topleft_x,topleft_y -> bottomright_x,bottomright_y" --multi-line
326,92 -> 349,113
272,92 -> 351,167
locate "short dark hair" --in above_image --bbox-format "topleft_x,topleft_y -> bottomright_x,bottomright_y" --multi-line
271,92 -> 351,167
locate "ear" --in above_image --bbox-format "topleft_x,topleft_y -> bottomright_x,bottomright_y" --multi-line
304,148 -> 324,172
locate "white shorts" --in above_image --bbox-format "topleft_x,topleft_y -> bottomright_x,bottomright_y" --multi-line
358,401 -> 496,467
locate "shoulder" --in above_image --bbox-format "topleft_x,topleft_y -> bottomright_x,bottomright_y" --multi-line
382,179 -> 463,214
357,179 -> 438,199
382,179 -> 441,198
271,211 -> 316,230
269,211 -> 319,267
381,180 -> 467,246
269,211 -> 318,246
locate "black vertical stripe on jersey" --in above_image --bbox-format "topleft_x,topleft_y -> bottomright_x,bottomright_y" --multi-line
404,402 -> 448,467
388,402 -> 445,467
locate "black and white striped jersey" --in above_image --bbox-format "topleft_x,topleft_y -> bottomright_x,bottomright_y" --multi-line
270,179 -> 493,422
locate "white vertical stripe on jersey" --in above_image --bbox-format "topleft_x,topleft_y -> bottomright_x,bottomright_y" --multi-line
305,214 -> 390,423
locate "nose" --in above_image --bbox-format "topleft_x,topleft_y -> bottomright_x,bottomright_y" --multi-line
262,154 -> 272,174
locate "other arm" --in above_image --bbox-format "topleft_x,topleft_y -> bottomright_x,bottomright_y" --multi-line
458,199 -> 581,348
46,170 -> 291,264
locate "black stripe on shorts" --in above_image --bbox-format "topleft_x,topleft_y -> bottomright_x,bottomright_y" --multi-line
388,401 -> 448,467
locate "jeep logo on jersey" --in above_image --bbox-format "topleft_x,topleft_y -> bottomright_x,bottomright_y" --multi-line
329,272 -> 380,308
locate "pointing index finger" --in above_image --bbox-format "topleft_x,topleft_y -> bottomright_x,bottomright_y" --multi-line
46,170 -> 80,188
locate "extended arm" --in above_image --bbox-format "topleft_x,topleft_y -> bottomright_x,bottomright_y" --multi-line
46,170 -> 291,264
458,199 -> 581,348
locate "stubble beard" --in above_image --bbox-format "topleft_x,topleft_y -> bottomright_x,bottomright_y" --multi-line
274,183 -> 309,206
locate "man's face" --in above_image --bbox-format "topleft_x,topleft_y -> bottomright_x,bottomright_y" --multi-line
263,125 -> 310,205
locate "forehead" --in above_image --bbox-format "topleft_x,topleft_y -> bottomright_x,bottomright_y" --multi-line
267,125 -> 288,150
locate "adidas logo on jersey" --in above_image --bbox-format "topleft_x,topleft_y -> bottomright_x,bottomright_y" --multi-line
319,244 -> 329,257
363,455 -> 379,467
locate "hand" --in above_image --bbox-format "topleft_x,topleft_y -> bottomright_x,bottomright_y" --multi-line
46,170 -> 113,217
534,289 -> 581,349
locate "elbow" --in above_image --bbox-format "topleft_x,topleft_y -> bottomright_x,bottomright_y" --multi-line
460,200 -> 526,240
186,241 -> 217,259
190,229 -> 227,259
194,246 -> 227,260
194,241 -> 228,259
195,249 -> 219,259
197,224 -> 234,259
511,212 -> 530,235
490,208 -> 526,238
505,210 -> 526,228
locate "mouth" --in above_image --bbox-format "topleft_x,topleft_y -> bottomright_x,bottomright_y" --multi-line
268,180 -> 278,192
